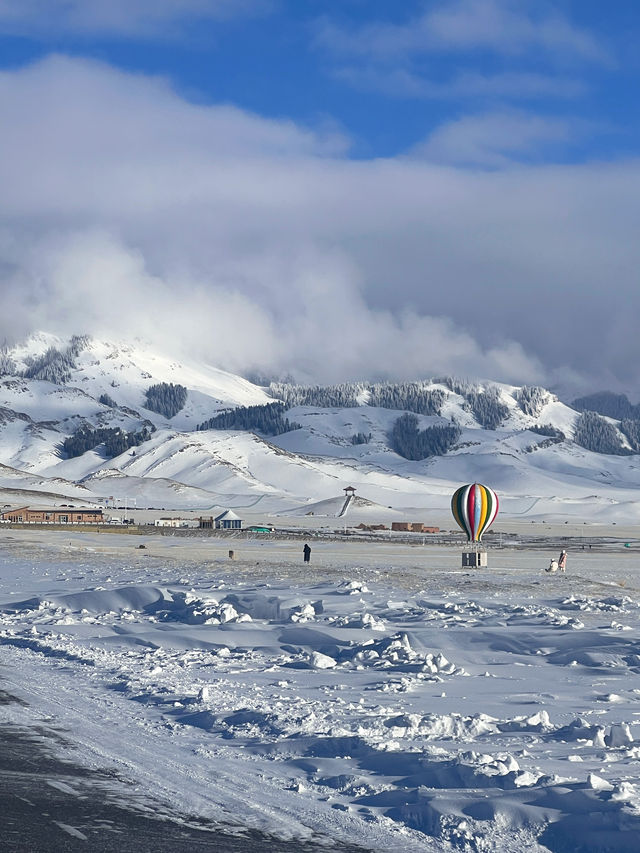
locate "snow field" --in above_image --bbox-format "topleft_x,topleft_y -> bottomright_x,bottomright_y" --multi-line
2,536 -> 640,851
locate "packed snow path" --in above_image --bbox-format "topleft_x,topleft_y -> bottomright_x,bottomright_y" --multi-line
2,530 -> 640,852
337,493 -> 354,518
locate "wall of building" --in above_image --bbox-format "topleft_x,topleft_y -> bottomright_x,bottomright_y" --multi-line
391,522 -> 440,533
0,508 -> 104,523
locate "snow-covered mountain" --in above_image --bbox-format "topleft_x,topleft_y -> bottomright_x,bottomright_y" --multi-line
0,332 -> 638,522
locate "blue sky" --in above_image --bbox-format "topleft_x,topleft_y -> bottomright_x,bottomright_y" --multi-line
0,1 -> 639,393
1,0 -> 637,163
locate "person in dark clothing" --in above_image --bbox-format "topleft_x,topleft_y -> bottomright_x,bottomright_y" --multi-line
303,543 -> 311,563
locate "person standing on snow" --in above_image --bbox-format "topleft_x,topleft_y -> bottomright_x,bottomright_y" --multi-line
303,543 -> 311,563
558,550 -> 567,572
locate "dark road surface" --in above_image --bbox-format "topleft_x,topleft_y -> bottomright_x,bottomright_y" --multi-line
0,687 -> 369,853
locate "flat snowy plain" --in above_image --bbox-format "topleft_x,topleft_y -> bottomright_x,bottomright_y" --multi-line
2,530 -> 640,852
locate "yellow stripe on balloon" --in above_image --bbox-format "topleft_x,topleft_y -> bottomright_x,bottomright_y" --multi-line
478,485 -> 488,536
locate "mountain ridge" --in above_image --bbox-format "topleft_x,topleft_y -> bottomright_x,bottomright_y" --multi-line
0,333 -> 639,521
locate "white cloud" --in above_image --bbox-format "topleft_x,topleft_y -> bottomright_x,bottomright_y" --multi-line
334,66 -> 585,100
316,0 -> 606,63
317,1 -> 606,108
0,229 -> 545,386
426,0 -> 605,61
412,110 -> 573,167
0,229 -> 281,374
0,56 -> 639,393
0,0 -> 269,38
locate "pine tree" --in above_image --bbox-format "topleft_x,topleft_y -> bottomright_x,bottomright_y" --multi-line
466,387 -> 508,430
573,411 -> 626,455
144,383 -> 188,418
67,335 -> 91,358
529,423 -> 564,440
573,391 -> 638,420
390,413 -> 461,460
23,347 -> 75,383
620,419 -> 640,453
516,386 -> 551,416
197,402 -> 301,436
98,393 -> 117,408
351,432 -> 372,445
368,382 -> 445,415
0,342 -> 16,376
436,376 -> 474,396
62,424 -> 154,459
269,382 -> 362,408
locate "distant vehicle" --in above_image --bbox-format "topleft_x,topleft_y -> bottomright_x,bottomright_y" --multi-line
246,525 -> 275,533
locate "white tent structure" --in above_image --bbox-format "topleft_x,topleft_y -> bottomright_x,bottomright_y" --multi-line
214,509 -> 243,530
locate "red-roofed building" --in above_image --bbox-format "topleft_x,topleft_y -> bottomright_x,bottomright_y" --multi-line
0,507 -> 104,524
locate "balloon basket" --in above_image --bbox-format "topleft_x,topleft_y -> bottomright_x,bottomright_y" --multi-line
462,550 -> 487,568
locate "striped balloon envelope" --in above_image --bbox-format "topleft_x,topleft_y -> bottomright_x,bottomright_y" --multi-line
451,483 -> 499,542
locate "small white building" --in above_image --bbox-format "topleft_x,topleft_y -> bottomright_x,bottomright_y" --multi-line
154,517 -> 199,528
214,510 -> 243,530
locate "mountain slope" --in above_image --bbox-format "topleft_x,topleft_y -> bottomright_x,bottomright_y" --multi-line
0,333 -> 639,520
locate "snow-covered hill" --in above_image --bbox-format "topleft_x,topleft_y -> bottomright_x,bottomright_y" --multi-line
0,332 -> 639,521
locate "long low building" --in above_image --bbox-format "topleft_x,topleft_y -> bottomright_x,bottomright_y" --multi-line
154,517 -> 200,528
0,506 -> 104,524
391,522 -> 440,533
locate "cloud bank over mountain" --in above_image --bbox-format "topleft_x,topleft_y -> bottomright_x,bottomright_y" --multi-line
0,56 -> 638,391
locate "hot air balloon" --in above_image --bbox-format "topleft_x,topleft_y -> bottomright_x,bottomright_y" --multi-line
451,483 -> 499,543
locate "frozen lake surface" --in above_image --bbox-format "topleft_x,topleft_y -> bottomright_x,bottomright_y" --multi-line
2,530 -> 640,851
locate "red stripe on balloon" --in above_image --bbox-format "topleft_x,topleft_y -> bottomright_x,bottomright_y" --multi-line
467,486 -> 476,540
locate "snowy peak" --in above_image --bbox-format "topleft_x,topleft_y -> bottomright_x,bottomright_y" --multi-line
3,332 -> 272,428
